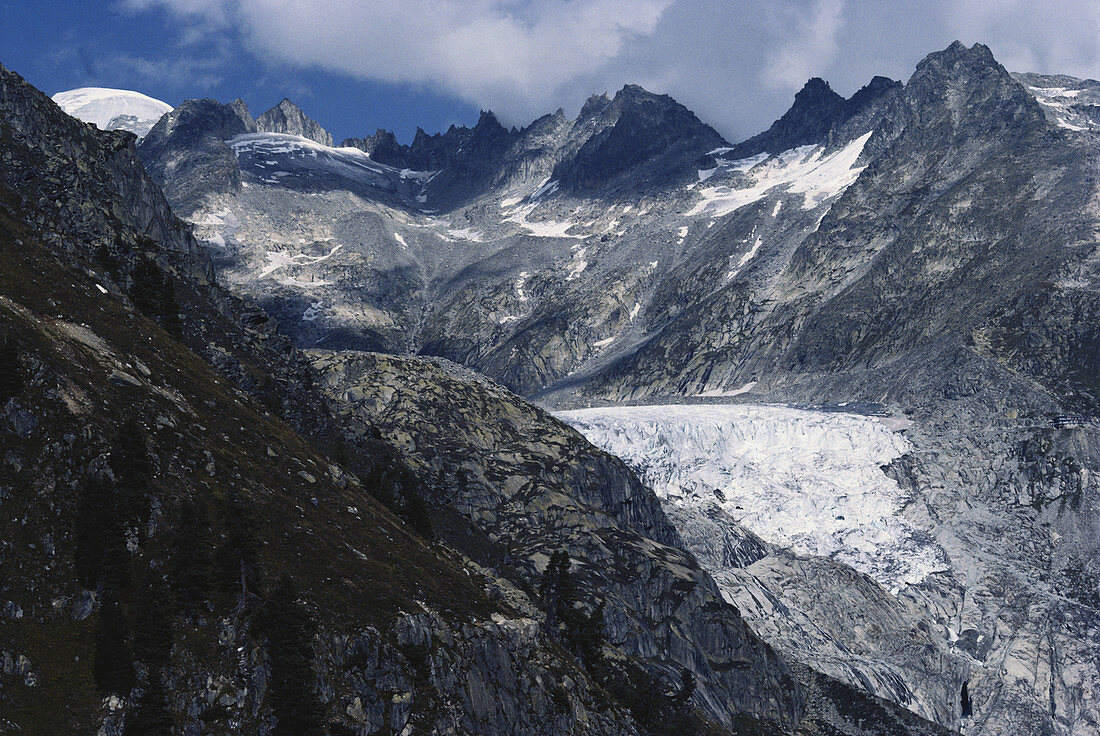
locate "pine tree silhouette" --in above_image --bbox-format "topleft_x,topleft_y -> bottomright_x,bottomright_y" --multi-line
124,670 -> 172,736
167,500 -> 214,617
74,474 -> 114,590
93,595 -> 134,696
132,571 -> 173,674
129,259 -> 182,336
263,574 -> 324,736
0,336 -> 23,404
575,601 -> 606,666
401,490 -> 434,540
215,496 -> 263,605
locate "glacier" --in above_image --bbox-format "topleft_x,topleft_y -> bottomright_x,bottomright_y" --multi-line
52,87 -> 172,139
556,403 -> 949,593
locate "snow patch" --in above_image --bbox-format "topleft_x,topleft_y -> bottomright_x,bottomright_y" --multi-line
260,243 -> 343,278
697,381 -> 757,397
1025,85 -> 1096,131
728,237 -> 763,280
687,133 -> 872,218
194,208 -> 241,249
514,271 -> 529,302
228,133 -> 435,188
504,200 -> 584,239
446,227 -> 484,242
565,247 -> 588,280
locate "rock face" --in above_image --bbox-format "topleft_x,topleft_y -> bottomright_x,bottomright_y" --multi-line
256,97 -> 334,146
552,85 -> 726,191
140,98 -> 258,214
310,351 -> 801,730
309,350 -> 954,736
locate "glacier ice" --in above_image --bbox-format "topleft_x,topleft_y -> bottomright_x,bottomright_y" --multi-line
557,404 -> 949,592
53,87 -> 172,139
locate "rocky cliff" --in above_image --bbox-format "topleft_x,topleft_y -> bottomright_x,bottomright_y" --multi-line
309,350 -> 955,736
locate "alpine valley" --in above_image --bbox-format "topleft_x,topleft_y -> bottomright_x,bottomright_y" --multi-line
0,38 -> 1097,736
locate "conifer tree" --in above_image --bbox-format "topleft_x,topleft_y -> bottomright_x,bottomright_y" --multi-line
167,500 -> 214,617
215,496 -> 263,605
74,474 -> 114,590
263,574 -> 324,736
109,418 -> 153,541
124,671 -> 172,736
575,601 -> 606,666
0,335 -> 23,404
401,490 -> 434,541
93,596 -> 134,696
541,552 -> 572,628
130,259 -> 182,336
132,571 -> 173,674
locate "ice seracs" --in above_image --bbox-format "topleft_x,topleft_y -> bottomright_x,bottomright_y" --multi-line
53,87 -> 172,139
557,403 -> 949,593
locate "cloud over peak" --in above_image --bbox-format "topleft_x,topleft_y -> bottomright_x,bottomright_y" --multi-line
122,0 -> 1100,141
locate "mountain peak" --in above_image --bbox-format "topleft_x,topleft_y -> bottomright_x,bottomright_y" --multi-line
906,41 -> 1041,130
577,92 -> 613,121
475,109 -> 506,132
554,84 -> 726,191
797,77 -> 838,97
616,83 -> 653,99
228,98 -> 254,128
256,98 -> 334,147
913,41 -> 1000,80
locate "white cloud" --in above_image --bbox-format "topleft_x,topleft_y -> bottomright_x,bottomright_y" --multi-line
122,0 -> 1100,141
763,0 -> 845,91
122,0 -> 673,123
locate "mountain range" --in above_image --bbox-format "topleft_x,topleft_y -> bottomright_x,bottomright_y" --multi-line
1,39 -> 1097,736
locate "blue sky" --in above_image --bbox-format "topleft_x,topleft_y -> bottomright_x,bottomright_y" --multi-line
2,1 -> 1097,145
0,0 -> 481,143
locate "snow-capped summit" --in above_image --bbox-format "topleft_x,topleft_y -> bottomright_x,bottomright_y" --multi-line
52,87 -> 172,139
